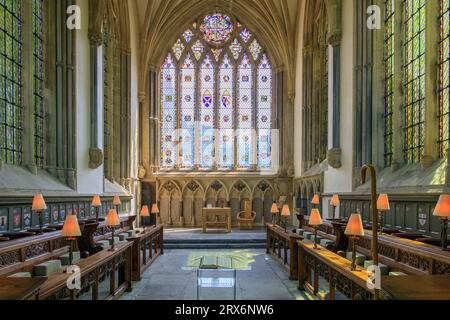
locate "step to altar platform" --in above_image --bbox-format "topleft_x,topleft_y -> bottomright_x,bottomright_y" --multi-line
164,228 -> 266,249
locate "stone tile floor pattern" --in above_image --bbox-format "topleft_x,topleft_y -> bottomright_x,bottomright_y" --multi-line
120,249 -> 316,300
164,228 -> 267,241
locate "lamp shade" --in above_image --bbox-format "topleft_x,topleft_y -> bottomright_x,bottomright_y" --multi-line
344,213 -> 365,237
91,195 -> 102,207
271,203 -> 279,214
377,194 -> 390,211
309,209 -> 323,226
311,194 -> 320,205
281,205 -> 291,217
32,193 -> 47,211
61,214 -> 81,238
113,195 -> 121,206
433,195 -> 450,217
330,194 -> 340,207
140,205 -> 150,217
106,209 -> 120,227
151,204 -> 159,215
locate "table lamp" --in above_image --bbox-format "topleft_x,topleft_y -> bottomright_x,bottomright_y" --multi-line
140,205 -> 150,232
330,194 -> 340,219
309,209 -> 323,249
106,208 -> 120,251
281,205 -> 291,233
344,213 -> 365,271
271,202 -> 279,226
376,194 -> 390,234
91,195 -> 102,222
113,195 -> 121,213
151,203 -> 160,225
32,193 -> 47,234
433,195 -> 450,250
311,194 -> 320,207
61,213 -> 81,267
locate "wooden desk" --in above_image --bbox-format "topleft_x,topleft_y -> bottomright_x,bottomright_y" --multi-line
0,277 -> 47,300
381,275 -> 450,300
298,240 -> 375,300
202,208 -> 232,233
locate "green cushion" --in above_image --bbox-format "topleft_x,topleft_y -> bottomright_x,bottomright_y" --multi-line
303,232 -> 313,240
97,240 -> 111,250
8,272 -> 32,278
311,235 -> 323,243
33,260 -> 62,277
389,271 -> 407,276
59,252 -> 81,266
126,230 -> 137,237
346,252 -> 367,266
296,229 -> 305,236
118,233 -> 129,241
320,239 -> 334,247
364,260 -> 389,275
109,237 -> 121,245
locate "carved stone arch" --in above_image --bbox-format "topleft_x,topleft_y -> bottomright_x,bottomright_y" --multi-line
231,180 -> 252,197
182,180 -> 204,196
158,180 -> 182,197
204,180 -> 228,201
252,180 -> 274,197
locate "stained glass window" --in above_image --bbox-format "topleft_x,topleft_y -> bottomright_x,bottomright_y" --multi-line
218,55 -> 234,169
160,14 -> 273,171
200,14 -> 234,45
180,54 -> 195,169
439,0 -> 450,157
403,0 -> 426,163
237,54 -> 253,169
0,0 -> 23,165
384,0 -> 395,167
160,54 -> 177,169
257,55 -> 272,169
200,55 -> 215,168
33,0 -> 44,167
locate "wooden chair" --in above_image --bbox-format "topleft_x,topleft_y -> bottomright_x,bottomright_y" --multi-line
237,200 -> 256,229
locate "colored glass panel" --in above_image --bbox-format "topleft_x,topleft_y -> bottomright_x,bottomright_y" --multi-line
257,55 -> 272,169
200,14 -> 234,45
199,55 -> 215,168
384,0 -> 395,167
237,54 -> 253,169
192,40 -> 204,61
229,38 -> 242,60
404,0 -> 426,163
180,54 -> 196,169
440,0 -> 450,157
218,55 -> 234,169
160,54 -> 177,169
172,38 -> 185,61
0,0 -> 23,165
33,0 -> 44,167
249,39 -> 262,61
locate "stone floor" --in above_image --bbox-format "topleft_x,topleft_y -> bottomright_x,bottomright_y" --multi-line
164,228 -> 267,241
120,249 -> 316,300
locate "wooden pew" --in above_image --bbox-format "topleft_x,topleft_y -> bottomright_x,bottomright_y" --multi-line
127,225 -> 164,281
39,241 -> 133,300
266,224 -> 302,280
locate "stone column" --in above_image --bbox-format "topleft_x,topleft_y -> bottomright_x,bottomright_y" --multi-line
326,0 -> 343,169
422,1 -> 439,168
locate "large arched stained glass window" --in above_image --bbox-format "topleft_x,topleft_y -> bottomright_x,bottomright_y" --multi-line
159,14 -> 273,171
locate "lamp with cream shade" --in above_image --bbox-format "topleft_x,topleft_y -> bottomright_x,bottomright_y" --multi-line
281,205 -> 291,232
151,203 -> 160,225
311,194 -> 320,206
91,195 -> 102,222
106,209 -> 120,251
270,202 -> 279,226
376,194 -> 390,234
32,193 -> 47,234
330,194 -> 340,220
433,195 -> 450,250
140,205 -> 150,232
345,213 -> 365,271
61,213 -> 82,266
309,209 -> 323,249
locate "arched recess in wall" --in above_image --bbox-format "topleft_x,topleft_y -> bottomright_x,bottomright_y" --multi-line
302,0 -> 328,172
181,180 -> 205,226
252,180 -> 275,225
89,0 -> 132,189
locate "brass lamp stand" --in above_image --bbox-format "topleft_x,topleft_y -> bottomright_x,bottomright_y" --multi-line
433,195 -> 450,251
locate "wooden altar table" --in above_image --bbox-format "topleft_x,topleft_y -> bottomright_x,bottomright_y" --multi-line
202,208 -> 232,233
